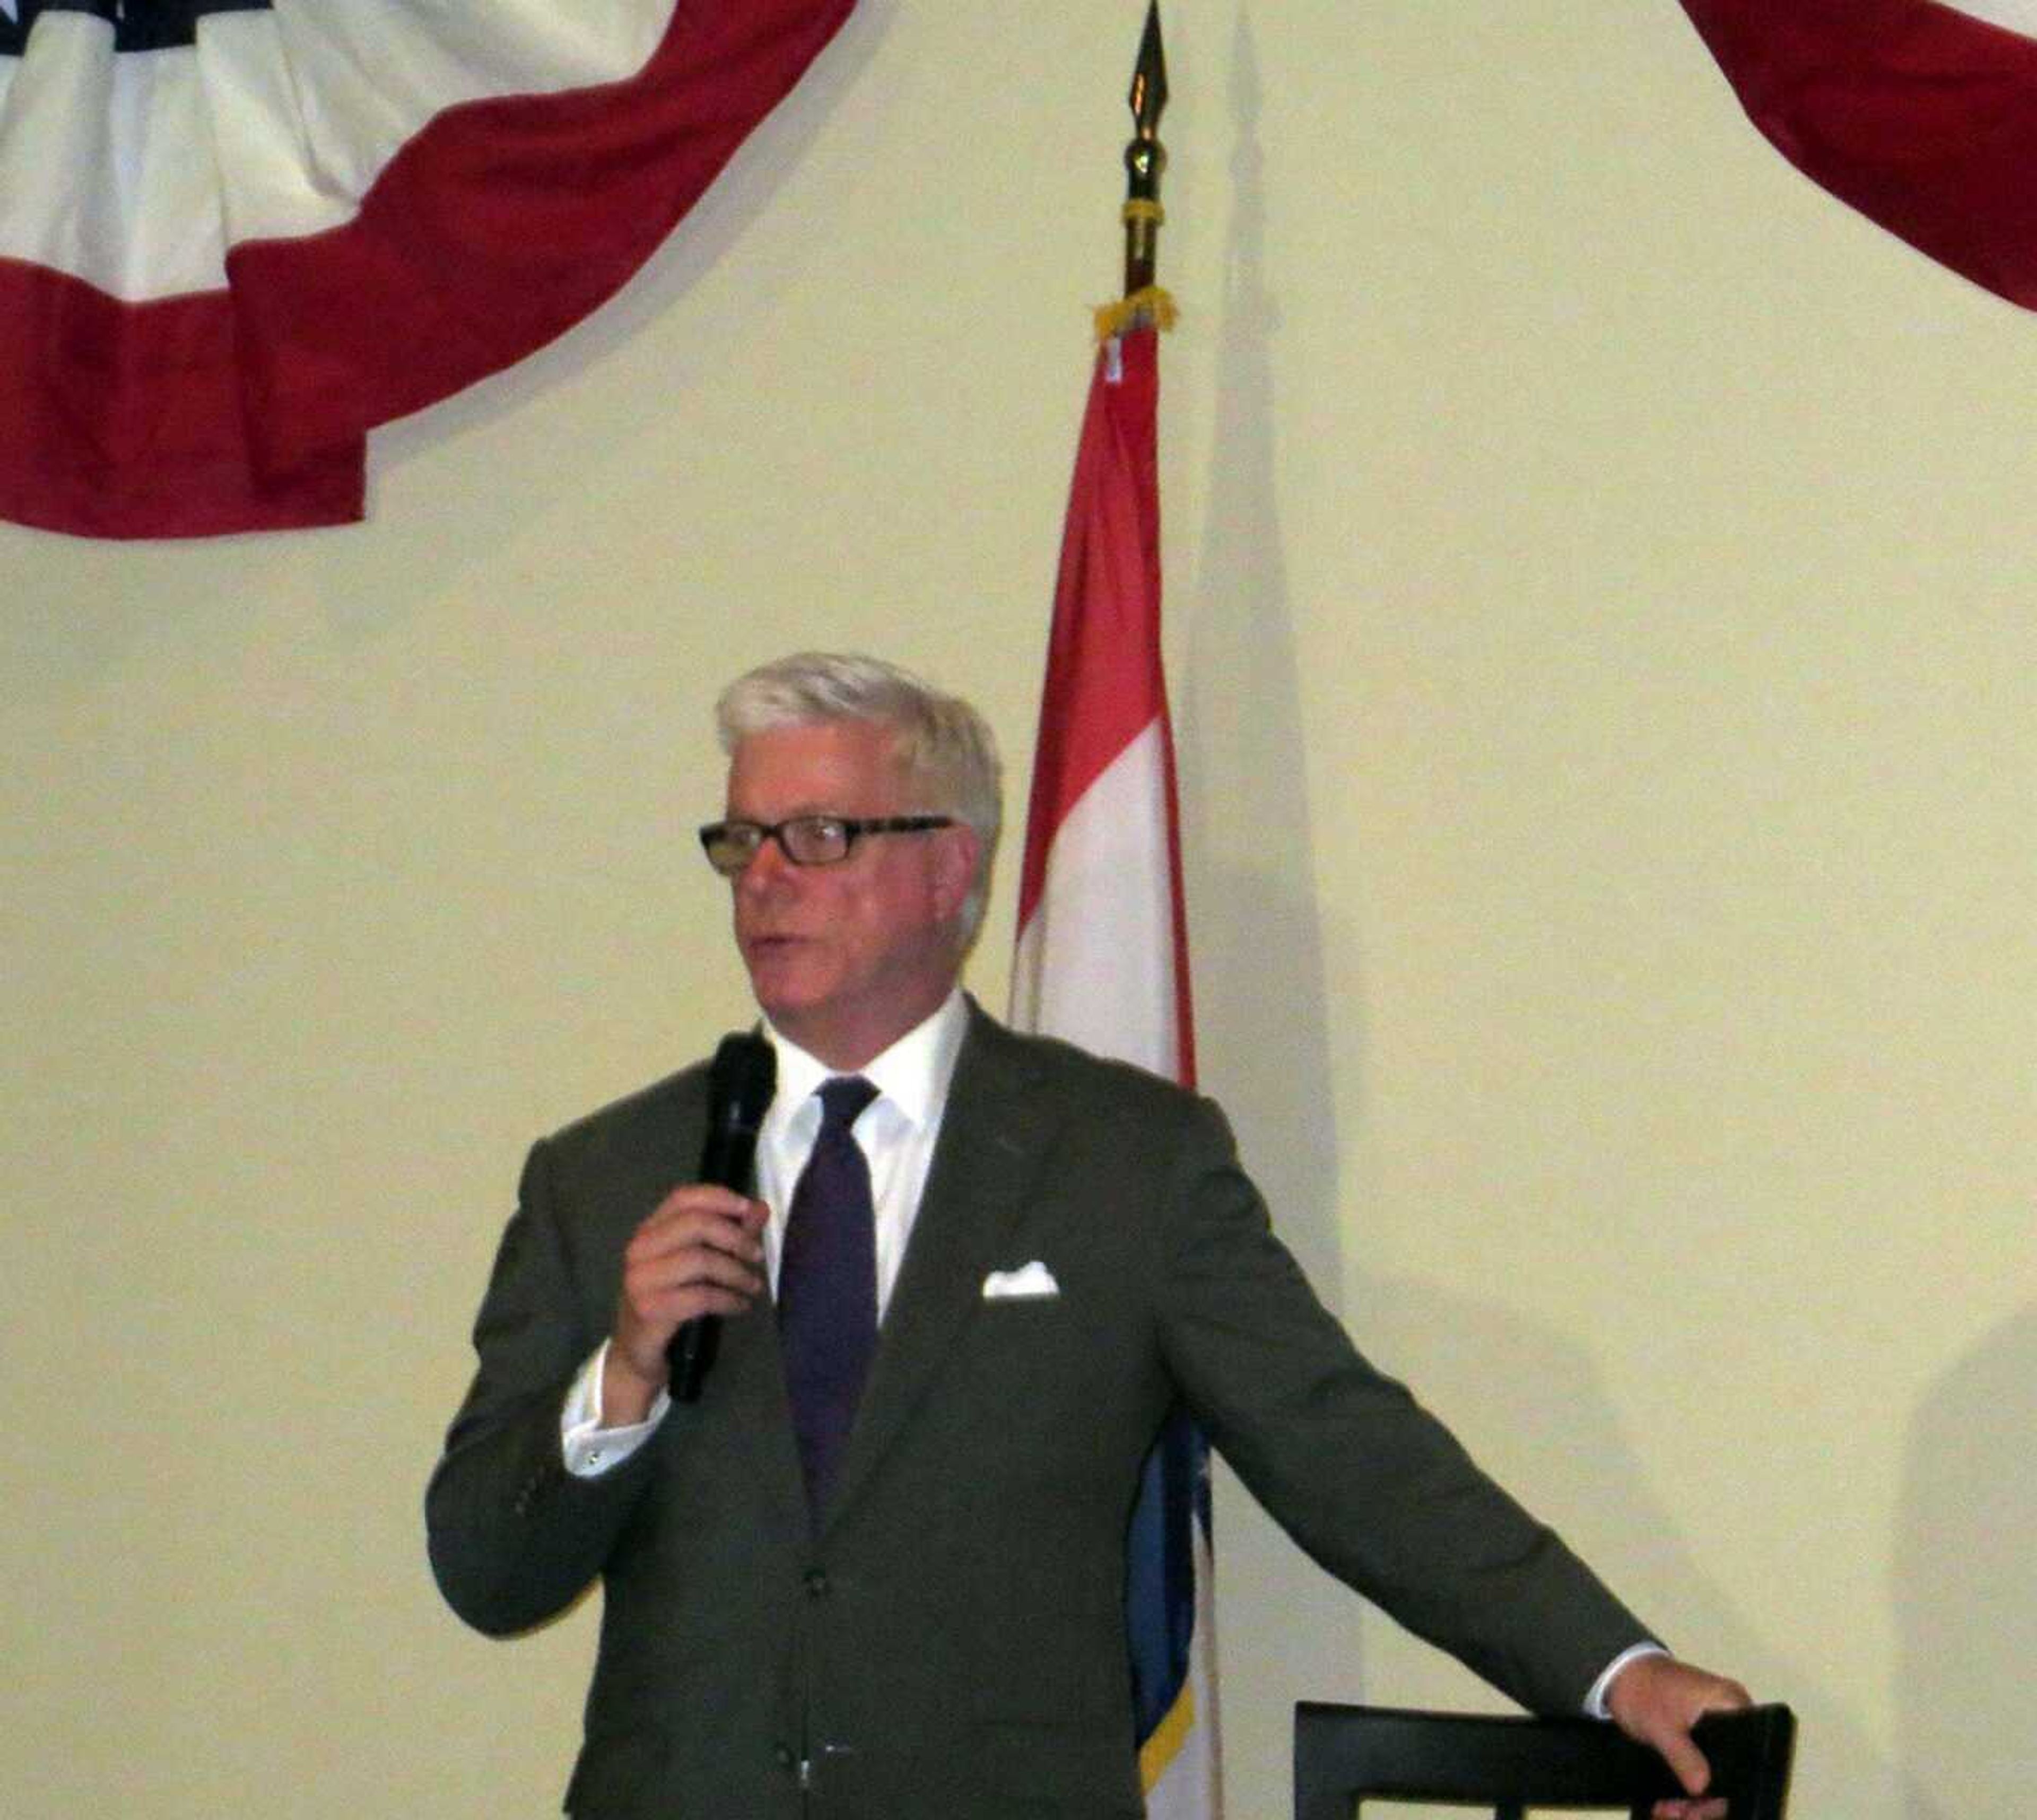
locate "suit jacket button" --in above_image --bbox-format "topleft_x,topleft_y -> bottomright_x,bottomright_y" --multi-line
804,1568 -> 830,1598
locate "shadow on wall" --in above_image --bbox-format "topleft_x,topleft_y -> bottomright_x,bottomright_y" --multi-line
1179,4 -> 1342,1290
1897,1302 -> 2035,1819
1176,15 -> 1366,1808
1352,1269 -> 1899,1814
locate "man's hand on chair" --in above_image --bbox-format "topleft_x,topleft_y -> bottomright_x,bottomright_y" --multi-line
1606,1652 -> 1754,1820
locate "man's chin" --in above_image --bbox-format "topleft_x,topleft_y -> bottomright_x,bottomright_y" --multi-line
743,959 -> 828,1028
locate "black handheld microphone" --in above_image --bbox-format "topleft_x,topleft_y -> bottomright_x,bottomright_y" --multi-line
667,1031 -> 777,1403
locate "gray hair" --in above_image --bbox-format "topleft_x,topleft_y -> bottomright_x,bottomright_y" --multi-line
716,651 -> 1003,946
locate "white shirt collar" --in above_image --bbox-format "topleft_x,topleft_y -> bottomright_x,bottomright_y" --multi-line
761,988 -> 969,1131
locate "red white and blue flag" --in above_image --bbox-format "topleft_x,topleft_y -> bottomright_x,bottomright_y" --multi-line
1010,323 -> 1222,1818
0,0 -> 854,537
1679,0 -> 2037,309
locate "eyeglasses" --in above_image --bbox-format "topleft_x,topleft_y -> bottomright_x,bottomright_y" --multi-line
698,814 -> 956,877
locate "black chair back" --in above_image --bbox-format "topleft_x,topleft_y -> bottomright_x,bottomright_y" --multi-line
1293,1701 -> 1796,1820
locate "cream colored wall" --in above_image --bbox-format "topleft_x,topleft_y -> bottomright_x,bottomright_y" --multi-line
3,4 -> 2029,1816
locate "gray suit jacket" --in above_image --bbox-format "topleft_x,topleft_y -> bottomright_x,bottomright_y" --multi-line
426,1003 -> 1648,1818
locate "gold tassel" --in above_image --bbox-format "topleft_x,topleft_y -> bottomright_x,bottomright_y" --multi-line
1093,285 -> 1179,342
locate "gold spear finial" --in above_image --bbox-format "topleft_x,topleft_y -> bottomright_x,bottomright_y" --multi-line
1098,2 -> 1176,339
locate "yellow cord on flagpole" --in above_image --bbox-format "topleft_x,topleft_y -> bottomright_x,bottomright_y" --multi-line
1094,285 -> 1178,342
1099,194 -> 1177,338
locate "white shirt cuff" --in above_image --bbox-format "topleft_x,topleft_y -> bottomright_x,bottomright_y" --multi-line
560,1340 -> 669,1477
1586,1640 -> 1670,1719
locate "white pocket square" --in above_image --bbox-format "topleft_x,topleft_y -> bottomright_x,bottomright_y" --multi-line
981,1261 -> 1060,1300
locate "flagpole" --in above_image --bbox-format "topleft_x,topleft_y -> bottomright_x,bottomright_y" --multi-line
1108,25 -> 1219,1815
1009,11 -> 1219,1812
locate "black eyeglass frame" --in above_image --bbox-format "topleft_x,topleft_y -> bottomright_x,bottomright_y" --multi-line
698,813 -> 957,876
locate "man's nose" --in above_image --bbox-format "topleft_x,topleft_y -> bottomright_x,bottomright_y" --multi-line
735,832 -> 798,893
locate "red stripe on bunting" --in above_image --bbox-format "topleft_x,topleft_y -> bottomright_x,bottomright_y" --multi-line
1681,0 -> 2037,308
229,0 -> 856,480
0,255 -> 362,539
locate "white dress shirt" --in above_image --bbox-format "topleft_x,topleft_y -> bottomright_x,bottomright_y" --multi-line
560,989 -> 968,1477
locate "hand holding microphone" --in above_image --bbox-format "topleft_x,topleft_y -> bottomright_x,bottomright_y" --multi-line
604,1034 -> 776,1423
669,1033 -> 776,1400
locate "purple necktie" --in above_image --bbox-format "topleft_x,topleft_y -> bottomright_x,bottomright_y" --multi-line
778,1075 -> 880,1520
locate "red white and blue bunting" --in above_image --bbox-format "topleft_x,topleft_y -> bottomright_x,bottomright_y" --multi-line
0,0 -> 855,538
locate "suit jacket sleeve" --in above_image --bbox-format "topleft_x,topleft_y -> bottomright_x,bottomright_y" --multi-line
425,1075 -> 702,1638
1145,1089 -> 1651,1715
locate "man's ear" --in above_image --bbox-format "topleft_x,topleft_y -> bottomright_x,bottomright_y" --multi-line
932,823 -> 980,924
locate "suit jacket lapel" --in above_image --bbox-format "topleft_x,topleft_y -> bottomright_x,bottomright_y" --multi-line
821,1006 -> 1056,1532
709,1292 -> 811,1538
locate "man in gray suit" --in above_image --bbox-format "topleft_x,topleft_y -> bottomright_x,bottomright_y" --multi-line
428,651 -> 1749,1819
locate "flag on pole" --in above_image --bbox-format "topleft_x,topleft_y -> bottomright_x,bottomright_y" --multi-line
1010,321 -> 1222,1817
1678,0 -> 2037,310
